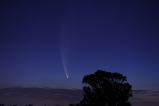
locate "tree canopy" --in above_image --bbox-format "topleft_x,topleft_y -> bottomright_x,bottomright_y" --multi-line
69,70 -> 132,106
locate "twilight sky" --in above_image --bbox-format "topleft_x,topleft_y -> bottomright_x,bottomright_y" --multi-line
0,0 -> 159,89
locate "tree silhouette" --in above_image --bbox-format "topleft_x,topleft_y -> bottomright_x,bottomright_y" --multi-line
69,70 -> 132,106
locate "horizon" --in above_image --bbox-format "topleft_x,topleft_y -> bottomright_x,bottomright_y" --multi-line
0,86 -> 159,91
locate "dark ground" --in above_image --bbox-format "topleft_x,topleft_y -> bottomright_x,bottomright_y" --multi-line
0,88 -> 159,106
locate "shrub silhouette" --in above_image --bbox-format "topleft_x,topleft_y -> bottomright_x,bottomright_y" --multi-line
25,104 -> 33,106
0,104 -> 4,106
10,105 -> 17,106
69,70 -> 132,106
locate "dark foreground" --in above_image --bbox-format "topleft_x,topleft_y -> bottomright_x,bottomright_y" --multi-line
0,88 -> 159,106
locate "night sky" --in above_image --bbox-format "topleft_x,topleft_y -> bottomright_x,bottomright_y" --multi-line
0,0 -> 159,89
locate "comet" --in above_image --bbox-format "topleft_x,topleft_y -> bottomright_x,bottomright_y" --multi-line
60,52 -> 70,79
59,25 -> 70,79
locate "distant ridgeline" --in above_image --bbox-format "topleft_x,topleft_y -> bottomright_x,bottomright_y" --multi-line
0,104 -> 60,106
0,104 -> 35,106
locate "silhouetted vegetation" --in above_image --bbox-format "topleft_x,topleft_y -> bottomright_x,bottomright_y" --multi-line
27,104 -> 33,106
69,70 -> 133,106
10,105 -> 17,106
0,104 -> 4,106
1,105 -> 59,106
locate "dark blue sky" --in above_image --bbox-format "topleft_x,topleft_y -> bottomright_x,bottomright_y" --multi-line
0,0 -> 159,89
